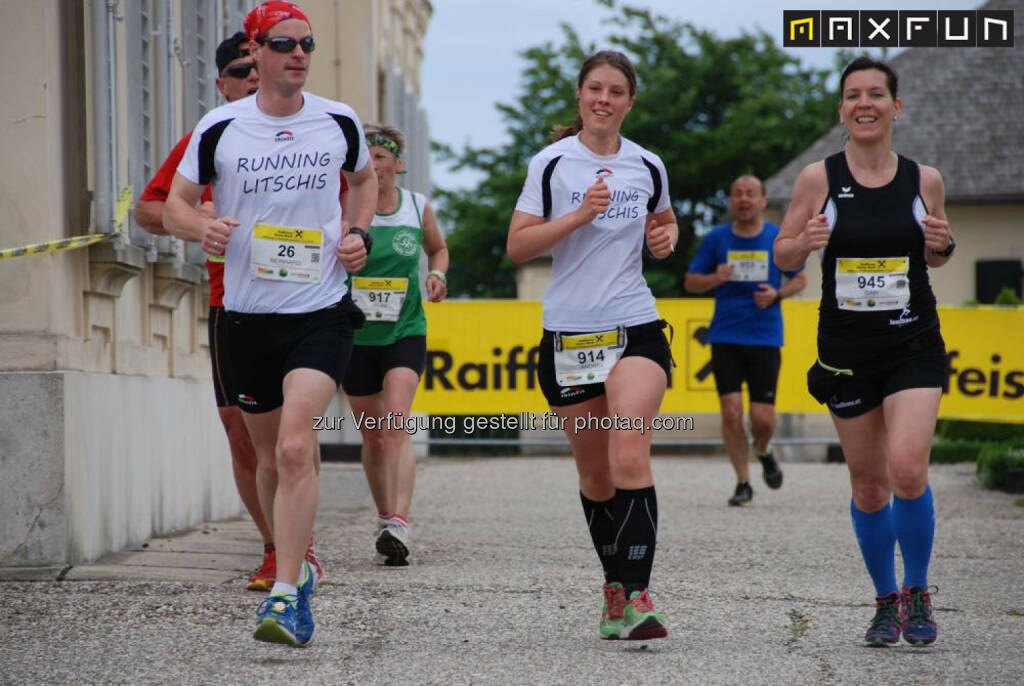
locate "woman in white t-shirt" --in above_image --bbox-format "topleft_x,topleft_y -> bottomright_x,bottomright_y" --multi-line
507,49 -> 678,641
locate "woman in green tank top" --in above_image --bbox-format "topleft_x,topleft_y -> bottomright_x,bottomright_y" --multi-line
342,123 -> 449,566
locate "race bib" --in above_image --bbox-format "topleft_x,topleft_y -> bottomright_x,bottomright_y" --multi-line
351,277 -> 409,322
554,327 -> 627,386
250,224 -> 323,283
727,250 -> 769,282
835,257 -> 910,311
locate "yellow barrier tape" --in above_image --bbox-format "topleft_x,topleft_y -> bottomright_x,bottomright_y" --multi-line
115,185 -> 134,229
0,233 -> 109,260
0,185 -> 132,260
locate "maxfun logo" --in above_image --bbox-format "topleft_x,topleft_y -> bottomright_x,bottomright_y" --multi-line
275,130 -> 295,142
595,167 -> 614,177
783,9 -> 1014,47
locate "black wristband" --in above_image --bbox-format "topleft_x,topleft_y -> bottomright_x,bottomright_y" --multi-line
348,227 -> 373,256
932,238 -> 956,258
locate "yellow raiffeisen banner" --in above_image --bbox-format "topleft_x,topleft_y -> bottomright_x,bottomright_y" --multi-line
412,300 -> 1024,422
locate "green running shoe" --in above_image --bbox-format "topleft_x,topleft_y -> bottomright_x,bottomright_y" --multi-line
600,582 -> 626,639
620,589 -> 668,640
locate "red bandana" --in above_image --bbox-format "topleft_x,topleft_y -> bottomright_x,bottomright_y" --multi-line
244,1 -> 311,42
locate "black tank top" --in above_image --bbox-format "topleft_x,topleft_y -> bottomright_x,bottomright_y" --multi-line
818,151 -> 938,343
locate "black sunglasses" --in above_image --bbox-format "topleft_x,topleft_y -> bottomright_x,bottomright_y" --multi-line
258,35 -> 315,54
222,62 -> 256,79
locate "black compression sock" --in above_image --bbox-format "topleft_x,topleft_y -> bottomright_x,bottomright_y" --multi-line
611,486 -> 658,595
580,492 -> 617,583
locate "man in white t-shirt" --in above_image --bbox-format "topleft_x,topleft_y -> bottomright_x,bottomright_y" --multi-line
164,1 -> 377,648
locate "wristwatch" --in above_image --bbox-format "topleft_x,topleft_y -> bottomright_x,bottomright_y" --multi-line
348,227 -> 373,256
933,238 -> 956,258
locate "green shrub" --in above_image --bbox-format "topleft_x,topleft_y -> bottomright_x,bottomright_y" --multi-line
930,441 -> 986,464
976,442 -> 1024,490
993,287 -> 1021,306
936,419 -> 1024,443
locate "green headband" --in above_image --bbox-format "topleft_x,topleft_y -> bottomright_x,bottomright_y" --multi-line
366,133 -> 401,157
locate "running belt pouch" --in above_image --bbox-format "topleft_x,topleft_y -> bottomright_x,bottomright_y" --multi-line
806,360 -> 845,405
340,293 -> 366,329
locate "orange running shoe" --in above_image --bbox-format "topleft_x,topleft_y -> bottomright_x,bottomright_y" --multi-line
305,540 -> 325,582
247,547 -> 276,591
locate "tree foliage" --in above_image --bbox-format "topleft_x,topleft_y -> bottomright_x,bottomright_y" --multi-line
434,1 -> 841,298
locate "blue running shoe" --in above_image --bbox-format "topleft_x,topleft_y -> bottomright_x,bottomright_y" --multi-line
864,592 -> 901,646
295,560 -> 317,646
901,586 -> 938,646
253,593 -> 302,647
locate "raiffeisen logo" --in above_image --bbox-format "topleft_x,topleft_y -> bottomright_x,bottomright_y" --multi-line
424,346 -> 540,391
275,130 -> 294,142
945,350 -> 1024,399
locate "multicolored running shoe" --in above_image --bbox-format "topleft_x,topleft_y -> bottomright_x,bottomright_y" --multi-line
865,591 -> 901,646
294,560 -> 317,646
305,540 -> 325,582
253,593 -> 301,646
620,589 -> 668,640
600,582 -> 626,639
247,547 -> 276,591
900,586 -> 938,646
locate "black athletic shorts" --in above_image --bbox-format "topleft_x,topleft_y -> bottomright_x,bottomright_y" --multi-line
342,335 -> 427,397
208,306 -> 237,408
538,319 -> 673,407
807,325 -> 946,419
710,343 -> 782,405
224,294 -> 365,414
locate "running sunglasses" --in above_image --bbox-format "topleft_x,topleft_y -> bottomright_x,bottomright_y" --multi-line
258,35 -> 315,54
222,62 -> 256,79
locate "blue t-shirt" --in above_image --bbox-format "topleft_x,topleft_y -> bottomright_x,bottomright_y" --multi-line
687,222 -> 802,347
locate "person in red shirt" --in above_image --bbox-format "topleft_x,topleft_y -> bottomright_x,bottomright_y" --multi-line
135,31 -> 335,590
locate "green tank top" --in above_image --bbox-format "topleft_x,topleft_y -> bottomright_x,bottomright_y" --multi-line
348,187 -> 427,346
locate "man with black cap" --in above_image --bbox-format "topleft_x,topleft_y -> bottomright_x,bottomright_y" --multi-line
165,0 -> 377,648
135,30 -> 323,594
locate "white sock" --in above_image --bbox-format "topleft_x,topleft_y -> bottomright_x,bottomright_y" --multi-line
270,581 -> 298,598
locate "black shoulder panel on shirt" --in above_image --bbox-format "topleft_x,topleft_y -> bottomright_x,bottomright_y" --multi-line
198,119 -> 234,185
541,155 -> 563,219
329,113 -> 361,171
641,157 -> 661,213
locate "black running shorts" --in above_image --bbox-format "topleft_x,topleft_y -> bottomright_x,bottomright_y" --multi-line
808,326 -> 946,419
208,306 -> 236,408
710,343 -> 782,405
342,335 -> 427,397
537,319 -> 673,407
225,295 -> 365,414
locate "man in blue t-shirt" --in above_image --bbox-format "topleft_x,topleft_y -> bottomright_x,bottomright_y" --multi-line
685,175 -> 806,506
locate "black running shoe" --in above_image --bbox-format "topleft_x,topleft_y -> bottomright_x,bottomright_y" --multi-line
758,452 -> 783,489
727,481 -> 753,506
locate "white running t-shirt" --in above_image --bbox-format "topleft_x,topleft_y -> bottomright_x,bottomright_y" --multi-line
515,134 -> 670,331
178,92 -> 369,314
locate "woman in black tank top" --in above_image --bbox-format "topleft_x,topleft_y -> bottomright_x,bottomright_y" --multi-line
774,58 -> 956,648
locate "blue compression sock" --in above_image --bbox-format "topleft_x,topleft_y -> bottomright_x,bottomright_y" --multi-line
893,485 -> 935,589
850,500 -> 899,597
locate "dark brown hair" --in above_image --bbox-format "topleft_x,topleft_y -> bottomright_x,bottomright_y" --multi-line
840,56 -> 898,98
551,50 -> 637,142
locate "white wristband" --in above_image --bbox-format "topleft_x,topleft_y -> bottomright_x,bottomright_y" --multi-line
428,269 -> 447,284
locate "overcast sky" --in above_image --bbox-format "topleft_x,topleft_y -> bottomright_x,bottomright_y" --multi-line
421,0 -> 973,190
